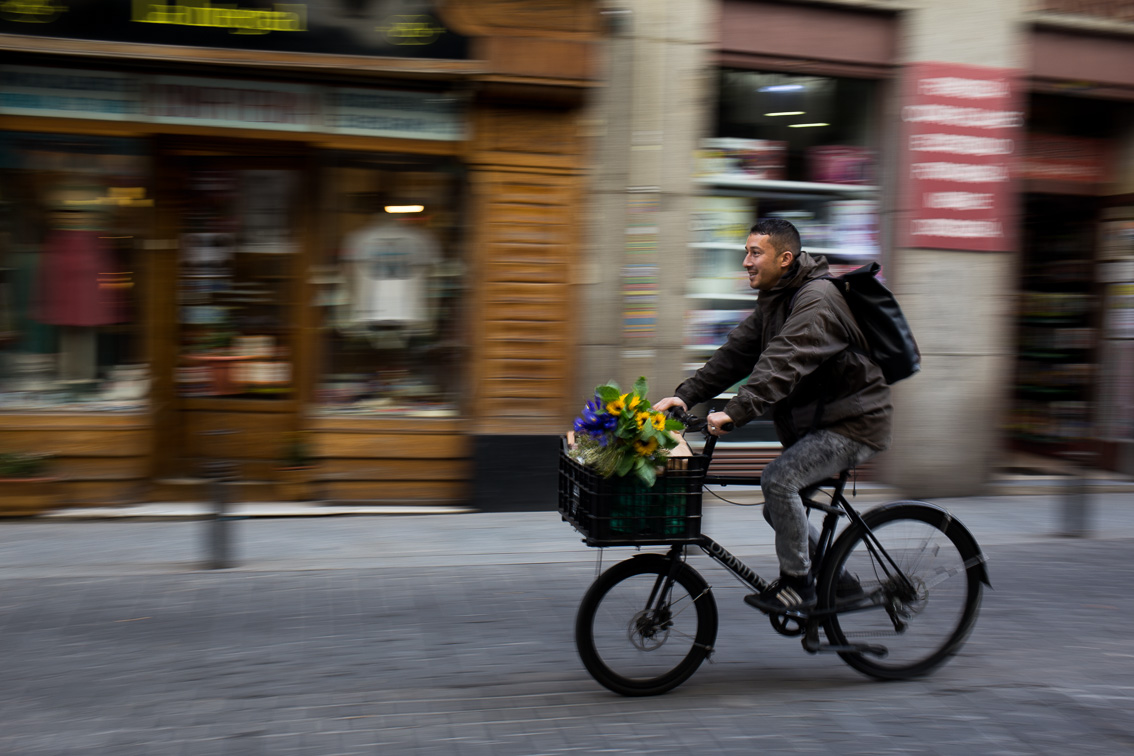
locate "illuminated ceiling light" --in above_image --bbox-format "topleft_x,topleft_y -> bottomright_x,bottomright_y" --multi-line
764,111 -> 805,117
758,84 -> 804,92
787,123 -> 830,128
384,205 -> 425,213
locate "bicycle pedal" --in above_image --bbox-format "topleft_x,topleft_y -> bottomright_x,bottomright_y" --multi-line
802,624 -> 821,653
810,642 -> 889,658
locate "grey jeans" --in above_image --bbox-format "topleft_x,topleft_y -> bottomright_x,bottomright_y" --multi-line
761,429 -> 878,578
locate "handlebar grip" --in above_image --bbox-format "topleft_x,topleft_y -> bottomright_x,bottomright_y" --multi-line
668,407 -> 704,431
668,407 -> 733,434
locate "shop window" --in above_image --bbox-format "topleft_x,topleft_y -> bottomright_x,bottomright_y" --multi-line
715,70 -> 879,184
315,153 -> 464,417
0,133 -> 151,412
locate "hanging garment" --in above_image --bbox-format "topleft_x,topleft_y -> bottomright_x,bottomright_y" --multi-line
36,229 -> 119,327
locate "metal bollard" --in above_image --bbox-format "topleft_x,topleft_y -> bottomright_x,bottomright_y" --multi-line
200,429 -> 239,569
1059,450 -> 1093,538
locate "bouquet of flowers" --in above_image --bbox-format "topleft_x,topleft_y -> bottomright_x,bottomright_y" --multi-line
571,377 -> 686,487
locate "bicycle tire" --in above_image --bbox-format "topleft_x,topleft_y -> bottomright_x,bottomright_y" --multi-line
819,502 -> 984,680
575,553 -> 718,696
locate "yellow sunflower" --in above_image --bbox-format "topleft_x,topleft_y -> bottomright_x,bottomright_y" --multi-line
606,396 -> 626,416
651,413 -> 666,430
633,438 -> 659,456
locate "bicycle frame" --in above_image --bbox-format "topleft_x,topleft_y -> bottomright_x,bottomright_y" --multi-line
664,432 -> 917,609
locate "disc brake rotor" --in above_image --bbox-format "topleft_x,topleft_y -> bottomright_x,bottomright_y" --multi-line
627,608 -> 671,651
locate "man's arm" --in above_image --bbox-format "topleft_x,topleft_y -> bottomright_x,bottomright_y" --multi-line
722,282 -> 851,426
669,308 -> 764,408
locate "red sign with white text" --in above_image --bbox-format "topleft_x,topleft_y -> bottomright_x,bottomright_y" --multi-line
901,62 -> 1023,252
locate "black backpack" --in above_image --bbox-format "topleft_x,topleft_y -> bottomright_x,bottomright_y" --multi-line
790,261 -> 921,384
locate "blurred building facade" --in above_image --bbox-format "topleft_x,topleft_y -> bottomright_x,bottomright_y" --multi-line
582,0 -> 1134,497
0,0 -> 601,507
4,0 -> 1134,510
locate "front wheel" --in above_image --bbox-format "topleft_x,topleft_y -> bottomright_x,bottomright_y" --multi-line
819,503 -> 985,680
575,553 -> 718,696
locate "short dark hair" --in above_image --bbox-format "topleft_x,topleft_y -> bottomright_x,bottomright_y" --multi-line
749,218 -> 801,256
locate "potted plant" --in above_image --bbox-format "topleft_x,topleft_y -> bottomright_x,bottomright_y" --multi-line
275,433 -> 316,502
0,452 -> 59,517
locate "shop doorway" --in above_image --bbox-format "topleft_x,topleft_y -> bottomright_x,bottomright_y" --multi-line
152,138 -> 313,482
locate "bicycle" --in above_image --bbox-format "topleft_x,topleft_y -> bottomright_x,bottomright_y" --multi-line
558,409 -> 990,697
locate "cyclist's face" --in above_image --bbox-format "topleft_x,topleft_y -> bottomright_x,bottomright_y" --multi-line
743,233 -> 792,291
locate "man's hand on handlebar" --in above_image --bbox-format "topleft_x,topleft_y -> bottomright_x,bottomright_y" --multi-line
651,396 -> 688,414
705,411 -> 735,437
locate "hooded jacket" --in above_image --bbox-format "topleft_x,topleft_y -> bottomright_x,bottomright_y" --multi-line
675,251 -> 892,451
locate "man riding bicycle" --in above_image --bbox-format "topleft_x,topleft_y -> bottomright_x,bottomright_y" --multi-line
654,218 -> 892,614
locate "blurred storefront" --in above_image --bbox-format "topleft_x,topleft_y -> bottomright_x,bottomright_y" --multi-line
0,0 -> 600,506
1009,96 -> 1134,475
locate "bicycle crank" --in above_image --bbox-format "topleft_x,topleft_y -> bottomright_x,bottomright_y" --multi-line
802,624 -> 888,657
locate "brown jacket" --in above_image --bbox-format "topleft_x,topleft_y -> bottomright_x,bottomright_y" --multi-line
675,252 -> 892,451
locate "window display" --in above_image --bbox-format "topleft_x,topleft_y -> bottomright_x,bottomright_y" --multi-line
0,133 -> 151,411
315,153 -> 464,416
175,167 -> 299,399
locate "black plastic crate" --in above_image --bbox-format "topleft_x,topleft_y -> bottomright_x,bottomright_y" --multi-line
558,437 -> 708,547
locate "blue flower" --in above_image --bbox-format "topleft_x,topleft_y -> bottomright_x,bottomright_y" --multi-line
574,395 -> 617,445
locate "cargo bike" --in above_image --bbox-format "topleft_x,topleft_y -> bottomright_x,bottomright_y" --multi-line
559,410 -> 990,697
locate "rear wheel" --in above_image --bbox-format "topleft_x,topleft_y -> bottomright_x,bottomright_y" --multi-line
575,553 -> 717,696
819,503 -> 984,680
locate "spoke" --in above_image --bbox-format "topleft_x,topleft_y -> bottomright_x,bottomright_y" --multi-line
667,627 -> 698,642
922,554 -> 984,590
663,587 -> 710,623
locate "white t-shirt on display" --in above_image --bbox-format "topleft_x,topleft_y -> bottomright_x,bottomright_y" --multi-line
342,221 -> 439,328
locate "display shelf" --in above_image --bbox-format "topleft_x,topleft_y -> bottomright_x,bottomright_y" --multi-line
690,241 -> 741,250
689,241 -> 874,259
805,246 -> 878,259
684,293 -> 755,302
1019,316 -> 1083,326
695,176 -> 878,195
1019,351 -> 1081,361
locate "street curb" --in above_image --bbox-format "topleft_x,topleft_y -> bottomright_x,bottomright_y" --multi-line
39,503 -> 477,521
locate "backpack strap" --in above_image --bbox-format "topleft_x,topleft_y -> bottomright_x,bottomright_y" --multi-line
788,275 -> 870,361
787,277 -> 831,314
785,277 -> 838,431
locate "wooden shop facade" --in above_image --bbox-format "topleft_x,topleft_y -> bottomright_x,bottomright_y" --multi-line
0,0 -> 599,508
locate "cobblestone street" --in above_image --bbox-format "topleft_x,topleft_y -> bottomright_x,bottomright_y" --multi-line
2,496 -> 1133,755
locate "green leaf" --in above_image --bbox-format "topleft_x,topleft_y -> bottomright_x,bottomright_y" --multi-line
636,459 -> 657,487
596,384 -> 619,403
633,376 -> 649,400
616,454 -> 635,477
664,418 -> 685,431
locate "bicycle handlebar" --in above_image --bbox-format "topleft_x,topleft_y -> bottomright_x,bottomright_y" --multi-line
669,407 -> 734,437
